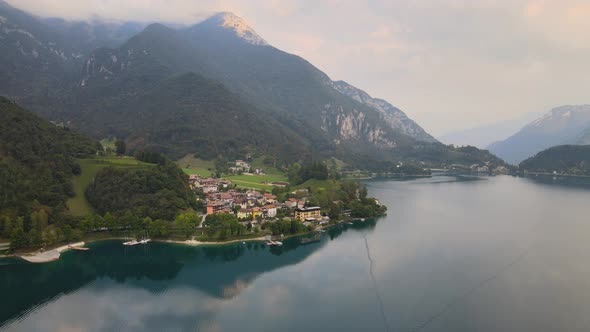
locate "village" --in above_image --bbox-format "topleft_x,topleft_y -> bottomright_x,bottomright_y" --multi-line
188,159 -> 331,230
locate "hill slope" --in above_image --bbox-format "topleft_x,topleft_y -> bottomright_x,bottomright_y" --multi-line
488,105 -> 590,164
0,97 -> 98,221
519,145 -> 590,176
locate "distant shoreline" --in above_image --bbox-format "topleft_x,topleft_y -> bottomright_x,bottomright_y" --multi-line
523,172 -> 590,179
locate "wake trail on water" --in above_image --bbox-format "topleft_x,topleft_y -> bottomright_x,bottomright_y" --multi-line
407,247 -> 531,332
364,235 -> 392,332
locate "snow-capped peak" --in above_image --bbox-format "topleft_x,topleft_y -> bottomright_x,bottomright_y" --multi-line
211,12 -> 268,46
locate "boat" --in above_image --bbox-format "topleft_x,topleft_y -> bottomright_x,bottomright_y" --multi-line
138,231 -> 151,245
69,245 -> 90,251
123,240 -> 139,246
242,241 -> 246,245
265,240 -> 283,247
360,218 -> 365,222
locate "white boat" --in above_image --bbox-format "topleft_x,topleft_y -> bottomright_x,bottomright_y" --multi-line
360,218 -> 365,222
139,239 -> 151,244
274,241 -> 283,246
123,240 -> 139,246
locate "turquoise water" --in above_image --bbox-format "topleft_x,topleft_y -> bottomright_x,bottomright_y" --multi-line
2,175 -> 590,331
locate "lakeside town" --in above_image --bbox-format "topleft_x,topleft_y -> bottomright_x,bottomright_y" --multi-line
188,158 -> 338,230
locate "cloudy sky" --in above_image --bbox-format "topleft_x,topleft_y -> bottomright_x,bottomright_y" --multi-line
7,0 -> 590,136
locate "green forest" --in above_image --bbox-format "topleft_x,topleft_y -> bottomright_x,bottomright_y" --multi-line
0,97 -> 100,248
86,161 -> 196,220
519,145 -> 590,176
0,99 -> 198,250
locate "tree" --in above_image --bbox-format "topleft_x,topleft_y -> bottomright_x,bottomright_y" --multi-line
148,219 -> 170,238
9,217 -> 26,249
174,213 -> 199,239
115,139 -> 126,156
1,216 -> 12,238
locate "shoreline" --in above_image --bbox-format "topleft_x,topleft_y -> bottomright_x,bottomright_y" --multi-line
17,242 -> 86,263
2,216 -> 378,264
522,172 -> 590,179
159,236 -> 267,246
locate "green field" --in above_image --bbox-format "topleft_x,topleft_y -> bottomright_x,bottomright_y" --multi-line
66,157 -> 153,216
176,155 -> 289,190
182,167 -> 213,177
294,179 -> 341,192
249,157 -> 285,176
224,173 -> 288,190
177,155 -> 215,177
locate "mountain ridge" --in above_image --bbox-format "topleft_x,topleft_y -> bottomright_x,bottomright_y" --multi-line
488,105 -> 590,164
1,1 -> 506,170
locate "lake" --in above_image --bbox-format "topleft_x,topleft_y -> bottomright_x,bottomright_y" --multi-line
2,174 -> 590,331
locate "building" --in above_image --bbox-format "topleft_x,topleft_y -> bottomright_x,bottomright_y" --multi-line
237,208 -> 253,219
264,204 -> 277,218
263,193 -> 277,204
285,198 -> 298,208
252,207 -> 263,219
202,178 -> 219,194
294,206 -> 321,222
206,201 -> 226,215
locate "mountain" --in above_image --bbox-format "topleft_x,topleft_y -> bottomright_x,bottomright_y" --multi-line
0,0 -> 144,97
0,97 -> 98,221
439,111 -> 542,149
519,145 -> 590,176
1,2 -> 505,170
488,105 -> 590,164
331,80 -> 437,143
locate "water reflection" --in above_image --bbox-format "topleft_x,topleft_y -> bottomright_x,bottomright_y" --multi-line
520,174 -> 590,190
5,174 -> 590,331
0,219 -> 378,329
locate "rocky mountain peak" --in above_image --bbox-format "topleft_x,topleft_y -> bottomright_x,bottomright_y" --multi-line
202,12 -> 268,46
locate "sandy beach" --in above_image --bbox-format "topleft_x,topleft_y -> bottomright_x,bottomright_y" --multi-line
19,242 -> 86,263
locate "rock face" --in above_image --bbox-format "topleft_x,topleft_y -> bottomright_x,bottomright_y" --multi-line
330,80 -> 437,143
320,104 -> 397,148
488,105 -> 590,164
209,12 -> 268,46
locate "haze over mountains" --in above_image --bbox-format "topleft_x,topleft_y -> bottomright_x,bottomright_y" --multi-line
488,105 -> 590,164
0,0 -> 506,170
439,111 -> 542,149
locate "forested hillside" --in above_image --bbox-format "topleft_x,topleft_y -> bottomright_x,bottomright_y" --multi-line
0,97 -> 99,220
519,145 -> 590,176
86,161 -> 196,220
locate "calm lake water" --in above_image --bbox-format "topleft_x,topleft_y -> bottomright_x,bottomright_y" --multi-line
2,174 -> 590,332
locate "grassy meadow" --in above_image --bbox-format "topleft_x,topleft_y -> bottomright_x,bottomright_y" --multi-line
66,156 -> 154,216
176,155 -> 289,190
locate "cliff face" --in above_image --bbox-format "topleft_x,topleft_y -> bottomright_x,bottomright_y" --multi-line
330,80 -> 437,143
321,104 -> 397,148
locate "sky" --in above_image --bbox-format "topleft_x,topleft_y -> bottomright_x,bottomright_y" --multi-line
7,0 -> 590,136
